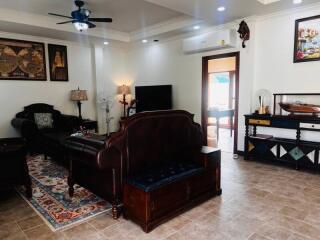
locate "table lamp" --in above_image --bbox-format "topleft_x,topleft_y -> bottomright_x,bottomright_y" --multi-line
70,88 -> 88,119
117,85 -> 131,117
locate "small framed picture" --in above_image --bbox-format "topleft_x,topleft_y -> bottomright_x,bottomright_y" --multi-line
294,15 -> 320,63
48,44 -> 69,81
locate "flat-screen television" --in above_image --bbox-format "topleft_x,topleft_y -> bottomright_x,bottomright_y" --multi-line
135,85 -> 172,112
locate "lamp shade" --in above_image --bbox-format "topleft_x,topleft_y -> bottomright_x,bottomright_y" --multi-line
117,85 -> 131,95
70,89 -> 88,101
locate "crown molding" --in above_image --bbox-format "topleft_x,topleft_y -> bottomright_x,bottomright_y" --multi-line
128,1 -> 320,48
127,15 -> 258,50
0,30 -> 92,47
129,15 -> 201,41
256,2 -> 320,22
1,2 -> 319,46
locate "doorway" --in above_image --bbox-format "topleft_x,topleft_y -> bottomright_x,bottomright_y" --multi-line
202,52 -> 240,153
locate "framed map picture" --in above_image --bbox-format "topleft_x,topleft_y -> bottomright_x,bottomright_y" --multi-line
48,44 -> 69,81
294,15 -> 320,63
0,38 -> 46,80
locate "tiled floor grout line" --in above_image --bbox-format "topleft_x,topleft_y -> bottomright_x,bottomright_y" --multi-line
246,232 -> 273,240
60,231 -> 69,240
21,223 -> 46,233
15,219 -> 30,240
86,220 -> 116,238
270,211 -> 320,240
4,153 -> 320,239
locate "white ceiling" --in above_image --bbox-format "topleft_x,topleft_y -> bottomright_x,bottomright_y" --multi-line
0,0 -> 185,32
146,0 -> 320,25
0,0 -> 319,44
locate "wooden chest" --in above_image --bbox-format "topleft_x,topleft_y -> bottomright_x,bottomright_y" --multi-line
123,148 -> 221,233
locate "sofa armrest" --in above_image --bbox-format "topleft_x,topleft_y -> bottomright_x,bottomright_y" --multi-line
97,147 -> 122,171
200,146 -> 221,168
58,114 -> 81,133
65,136 -> 105,160
11,118 -> 38,138
65,136 -> 122,171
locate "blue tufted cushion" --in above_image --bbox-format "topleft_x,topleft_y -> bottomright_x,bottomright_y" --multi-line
125,162 -> 205,192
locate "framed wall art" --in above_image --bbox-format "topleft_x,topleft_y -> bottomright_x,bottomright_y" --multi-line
0,38 -> 46,80
294,15 -> 320,63
48,44 -> 69,82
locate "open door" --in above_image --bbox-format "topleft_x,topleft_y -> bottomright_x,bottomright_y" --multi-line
202,52 -> 240,154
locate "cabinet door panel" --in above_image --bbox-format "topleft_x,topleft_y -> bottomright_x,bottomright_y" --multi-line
189,173 -> 214,198
151,180 -> 187,220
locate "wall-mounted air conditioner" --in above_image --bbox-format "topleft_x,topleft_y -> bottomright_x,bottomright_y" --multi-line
183,29 -> 238,54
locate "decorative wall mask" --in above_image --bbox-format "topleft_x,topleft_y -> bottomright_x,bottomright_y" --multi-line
237,21 -> 250,48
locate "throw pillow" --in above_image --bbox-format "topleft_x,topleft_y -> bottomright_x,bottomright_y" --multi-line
34,113 -> 53,130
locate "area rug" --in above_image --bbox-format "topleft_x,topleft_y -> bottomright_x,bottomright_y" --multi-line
17,155 -> 111,231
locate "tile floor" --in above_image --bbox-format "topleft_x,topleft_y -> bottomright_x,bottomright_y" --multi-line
2,152 -> 320,240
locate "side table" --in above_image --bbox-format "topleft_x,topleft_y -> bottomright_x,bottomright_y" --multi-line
0,138 -> 32,198
81,119 -> 98,133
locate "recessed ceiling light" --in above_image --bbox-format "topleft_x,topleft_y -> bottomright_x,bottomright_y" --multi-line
217,6 -> 226,12
293,0 -> 302,4
103,41 -> 109,45
257,0 -> 281,4
193,25 -> 200,30
142,39 -> 148,43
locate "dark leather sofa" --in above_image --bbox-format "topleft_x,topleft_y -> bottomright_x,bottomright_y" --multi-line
12,103 -> 80,164
65,110 -> 221,223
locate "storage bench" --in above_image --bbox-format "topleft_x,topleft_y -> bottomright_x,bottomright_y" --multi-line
123,147 -> 221,232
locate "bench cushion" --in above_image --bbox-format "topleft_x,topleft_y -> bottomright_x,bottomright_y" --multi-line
125,162 -> 205,192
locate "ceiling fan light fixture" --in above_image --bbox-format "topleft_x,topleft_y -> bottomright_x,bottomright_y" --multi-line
73,21 -> 89,32
49,0 -> 112,31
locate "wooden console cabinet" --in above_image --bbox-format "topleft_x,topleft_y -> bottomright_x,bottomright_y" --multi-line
244,114 -> 320,170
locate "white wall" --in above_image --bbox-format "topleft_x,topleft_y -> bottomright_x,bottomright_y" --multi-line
3,4 -> 320,148
0,31 -> 130,138
94,45 -> 128,134
0,32 -> 97,138
254,6 -> 320,141
254,7 -> 320,94
126,5 -> 320,150
127,22 -> 257,151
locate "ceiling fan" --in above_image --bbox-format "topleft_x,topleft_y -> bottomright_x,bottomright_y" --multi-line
48,0 -> 112,32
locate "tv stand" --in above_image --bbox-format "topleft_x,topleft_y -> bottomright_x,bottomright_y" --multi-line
244,114 -> 320,170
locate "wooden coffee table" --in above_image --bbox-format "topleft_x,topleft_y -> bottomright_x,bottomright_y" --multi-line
0,138 -> 32,198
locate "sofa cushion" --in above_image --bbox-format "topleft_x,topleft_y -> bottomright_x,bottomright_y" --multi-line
43,132 -> 70,145
34,113 -> 53,130
125,162 -> 205,192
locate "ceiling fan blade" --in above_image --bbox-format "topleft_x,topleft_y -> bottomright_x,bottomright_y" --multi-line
88,18 -> 112,23
57,20 -> 74,24
48,13 -> 73,19
87,22 -> 96,28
